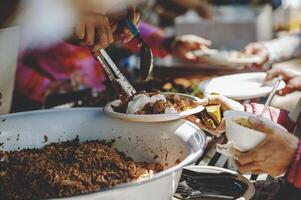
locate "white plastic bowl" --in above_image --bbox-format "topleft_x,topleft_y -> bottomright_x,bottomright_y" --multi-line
224,110 -> 266,152
0,108 -> 206,200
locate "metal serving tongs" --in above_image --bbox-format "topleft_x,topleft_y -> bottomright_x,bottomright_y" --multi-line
96,49 -> 136,101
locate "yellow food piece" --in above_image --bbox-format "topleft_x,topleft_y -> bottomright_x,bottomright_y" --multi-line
205,105 -> 222,125
163,83 -> 173,90
235,118 -> 252,129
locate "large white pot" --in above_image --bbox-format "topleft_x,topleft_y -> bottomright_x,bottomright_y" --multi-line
0,108 -> 206,200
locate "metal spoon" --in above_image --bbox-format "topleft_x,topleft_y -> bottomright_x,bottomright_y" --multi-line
259,76 -> 283,117
125,19 -> 154,80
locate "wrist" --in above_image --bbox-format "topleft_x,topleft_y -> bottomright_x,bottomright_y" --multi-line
287,139 -> 301,188
162,36 -> 176,54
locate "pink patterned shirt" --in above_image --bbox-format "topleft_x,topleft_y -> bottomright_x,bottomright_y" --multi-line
15,22 -> 170,103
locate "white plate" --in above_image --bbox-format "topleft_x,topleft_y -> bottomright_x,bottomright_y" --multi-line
199,72 -> 286,100
193,49 -> 263,67
104,92 -> 205,122
154,56 -> 244,70
184,166 -> 255,200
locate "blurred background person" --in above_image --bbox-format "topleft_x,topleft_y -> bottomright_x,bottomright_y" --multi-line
14,22 -> 211,111
0,0 -> 139,113
13,0 -> 212,111
244,33 -> 301,70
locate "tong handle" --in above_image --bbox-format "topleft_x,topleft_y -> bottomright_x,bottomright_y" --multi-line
96,49 -> 136,99
125,20 -> 139,37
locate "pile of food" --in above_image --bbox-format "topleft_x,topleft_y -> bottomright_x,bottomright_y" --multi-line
113,92 -> 198,115
0,138 -> 163,200
198,105 -> 222,130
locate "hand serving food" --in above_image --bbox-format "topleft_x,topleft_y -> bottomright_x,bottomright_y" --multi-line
189,95 -> 244,135
71,7 -> 140,54
244,42 -> 269,70
266,68 -> 301,96
169,35 -> 212,61
233,116 -> 299,177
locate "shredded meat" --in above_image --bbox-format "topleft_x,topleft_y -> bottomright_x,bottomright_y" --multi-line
113,92 -> 197,114
139,94 -> 196,114
0,138 -> 163,200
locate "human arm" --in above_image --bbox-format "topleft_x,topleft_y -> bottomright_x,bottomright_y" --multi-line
266,68 -> 301,96
126,22 -> 211,59
245,34 -> 301,69
234,116 -> 299,180
71,5 -> 140,55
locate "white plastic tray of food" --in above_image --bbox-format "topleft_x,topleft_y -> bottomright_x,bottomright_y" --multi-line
183,166 -> 255,200
104,93 -> 205,122
199,72 -> 286,100
193,49 -> 263,67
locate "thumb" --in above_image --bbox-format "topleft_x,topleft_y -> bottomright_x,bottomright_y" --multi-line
248,116 -> 274,135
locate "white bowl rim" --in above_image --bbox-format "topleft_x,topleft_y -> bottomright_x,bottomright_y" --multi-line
224,110 -> 278,137
0,108 -> 207,198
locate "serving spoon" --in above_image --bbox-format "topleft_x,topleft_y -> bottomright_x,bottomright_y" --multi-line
125,19 -> 154,80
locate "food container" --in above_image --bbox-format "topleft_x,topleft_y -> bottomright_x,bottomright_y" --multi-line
224,111 -> 287,152
224,111 -> 266,152
0,108 -> 206,200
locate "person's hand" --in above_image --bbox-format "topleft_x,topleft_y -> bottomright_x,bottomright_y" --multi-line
266,68 -> 301,95
170,35 -> 212,61
189,95 -> 244,135
111,7 -> 140,44
72,13 -> 115,53
244,42 -> 269,70
72,8 -> 140,55
234,116 -> 299,177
